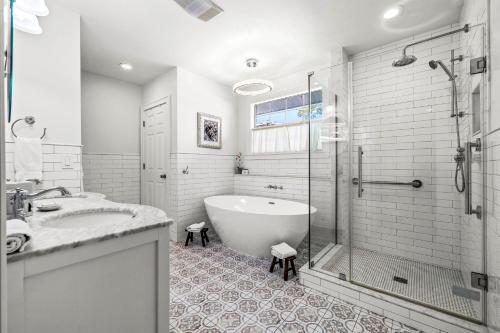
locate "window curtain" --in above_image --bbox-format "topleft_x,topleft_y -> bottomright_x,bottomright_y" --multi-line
251,123 -> 321,154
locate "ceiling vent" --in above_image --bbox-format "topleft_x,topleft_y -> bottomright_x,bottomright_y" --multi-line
173,0 -> 224,22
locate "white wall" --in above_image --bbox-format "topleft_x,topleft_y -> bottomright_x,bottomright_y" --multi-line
5,1 -> 83,192
176,68 -> 237,154
7,1 -> 81,145
81,72 -> 142,154
81,72 -> 142,203
142,68 -> 177,152
142,68 -> 177,106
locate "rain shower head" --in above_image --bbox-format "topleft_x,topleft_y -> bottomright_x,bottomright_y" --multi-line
392,25 -> 470,69
429,60 -> 455,81
392,54 -> 417,67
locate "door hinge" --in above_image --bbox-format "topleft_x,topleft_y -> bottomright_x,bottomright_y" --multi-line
142,163 -> 146,170
142,121 -> 146,127
471,272 -> 488,291
470,57 -> 487,75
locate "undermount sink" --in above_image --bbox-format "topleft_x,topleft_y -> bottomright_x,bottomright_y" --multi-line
42,210 -> 136,229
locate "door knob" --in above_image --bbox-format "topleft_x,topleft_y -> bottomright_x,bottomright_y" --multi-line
160,174 -> 167,179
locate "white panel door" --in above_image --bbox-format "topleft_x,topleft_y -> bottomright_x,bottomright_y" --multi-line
141,99 -> 170,211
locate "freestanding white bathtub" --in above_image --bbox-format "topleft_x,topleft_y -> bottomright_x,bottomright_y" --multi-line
204,195 -> 316,258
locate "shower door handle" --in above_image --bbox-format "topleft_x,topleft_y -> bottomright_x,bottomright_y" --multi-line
465,139 -> 481,219
357,146 -> 363,198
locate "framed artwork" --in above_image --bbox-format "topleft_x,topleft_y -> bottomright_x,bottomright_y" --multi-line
197,113 -> 222,149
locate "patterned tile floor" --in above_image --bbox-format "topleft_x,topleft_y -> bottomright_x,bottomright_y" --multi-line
322,247 -> 477,319
169,239 -> 424,333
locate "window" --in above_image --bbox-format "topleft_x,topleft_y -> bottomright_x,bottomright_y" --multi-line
251,90 -> 323,154
254,90 -> 323,128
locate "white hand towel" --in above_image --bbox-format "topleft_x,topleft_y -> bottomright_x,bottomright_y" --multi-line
14,137 -> 43,182
187,221 -> 206,232
6,219 -> 33,254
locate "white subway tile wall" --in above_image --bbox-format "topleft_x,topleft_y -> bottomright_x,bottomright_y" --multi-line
168,153 -> 234,241
233,153 -> 335,230
5,142 -> 83,193
350,25 -> 469,269
82,153 -> 140,204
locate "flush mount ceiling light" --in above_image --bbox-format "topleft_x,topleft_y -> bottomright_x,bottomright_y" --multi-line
173,0 -> 224,22
119,63 -> 133,71
233,79 -> 274,96
232,59 -> 273,96
383,5 -> 403,20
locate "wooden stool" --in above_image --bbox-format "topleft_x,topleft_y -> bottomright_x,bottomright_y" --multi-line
269,242 -> 298,281
185,227 -> 210,247
270,255 -> 297,281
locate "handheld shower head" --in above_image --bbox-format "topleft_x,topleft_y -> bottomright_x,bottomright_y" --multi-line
392,54 -> 417,67
428,60 -> 455,81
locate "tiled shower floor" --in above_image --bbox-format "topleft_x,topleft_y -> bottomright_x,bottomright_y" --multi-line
169,240 -> 423,332
322,247 -> 478,319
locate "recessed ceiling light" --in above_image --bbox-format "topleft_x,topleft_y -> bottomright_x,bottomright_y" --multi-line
383,6 -> 403,20
119,63 -> 133,71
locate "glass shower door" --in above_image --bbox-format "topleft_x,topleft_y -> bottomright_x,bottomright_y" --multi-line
348,24 -> 487,322
308,62 -> 351,281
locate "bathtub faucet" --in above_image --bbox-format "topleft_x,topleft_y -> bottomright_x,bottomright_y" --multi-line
265,185 -> 283,190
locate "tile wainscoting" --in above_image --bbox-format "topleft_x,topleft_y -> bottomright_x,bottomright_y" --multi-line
82,153 -> 140,204
168,153 -> 235,242
235,153 -> 335,232
5,142 -> 83,194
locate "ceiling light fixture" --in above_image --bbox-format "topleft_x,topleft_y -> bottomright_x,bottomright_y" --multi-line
383,6 -> 403,20
233,59 -> 273,96
119,63 -> 133,71
233,79 -> 274,96
173,0 -> 224,22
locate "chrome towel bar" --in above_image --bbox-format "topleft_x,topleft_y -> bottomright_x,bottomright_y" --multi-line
352,178 -> 423,189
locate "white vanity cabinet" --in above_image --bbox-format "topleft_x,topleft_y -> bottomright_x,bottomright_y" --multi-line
7,226 -> 170,333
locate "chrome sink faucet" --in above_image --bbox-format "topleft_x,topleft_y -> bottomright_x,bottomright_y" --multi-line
7,186 -> 72,221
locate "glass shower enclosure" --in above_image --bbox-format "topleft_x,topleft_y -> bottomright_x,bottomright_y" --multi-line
307,23 -> 488,323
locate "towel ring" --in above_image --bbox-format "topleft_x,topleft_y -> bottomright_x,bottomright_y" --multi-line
11,116 -> 47,139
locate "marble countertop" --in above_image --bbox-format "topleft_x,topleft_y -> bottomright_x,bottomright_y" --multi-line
7,196 -> 172,263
